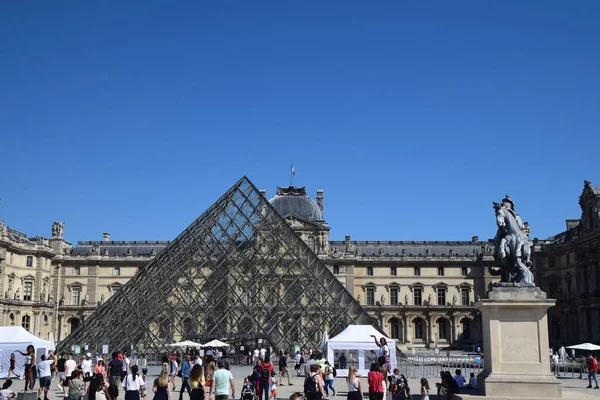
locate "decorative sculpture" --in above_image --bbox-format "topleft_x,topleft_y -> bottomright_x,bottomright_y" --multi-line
491,195 -> 535,286
52,221 -> 65,238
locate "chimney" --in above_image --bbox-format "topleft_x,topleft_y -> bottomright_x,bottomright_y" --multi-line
316,190 -> 324,213
259,190 -> 266,198
103,233 -> 111,241
566,219 -> 579,231
472,236 -> 479,242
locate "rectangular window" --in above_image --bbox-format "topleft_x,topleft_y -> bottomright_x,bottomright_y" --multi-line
72,287 -> 81,305
23,281 -> 33,301
413,288 -> 422,306
74,266 -> 81,276
461,267 -> 468,277
367,288 -> 375,305
414,267 -> 421,276
367,266 -> 373,276
390,287 -> 398,306
390,266 -> 397,276
437,266 -> 445,276
333,265 -> 340,275
461,288 -> 470,306
437,287 -> 446,306
566,253 -> 571,265
26,256 -> 33,267
113,267 -> 121,276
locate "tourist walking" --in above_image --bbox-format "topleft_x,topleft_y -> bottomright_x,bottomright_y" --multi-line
108,352 -> 124,389
586,354 -> 599,389
346,367 -> 362,400
209,360 -> 235,400
189,365 -> 205,400
122,365 -> 145,400
178,355 -> 192,400
152,371 -> 172,400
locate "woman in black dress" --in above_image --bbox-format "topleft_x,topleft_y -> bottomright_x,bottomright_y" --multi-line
152,371 -> 171,400
8,353 -> 20,378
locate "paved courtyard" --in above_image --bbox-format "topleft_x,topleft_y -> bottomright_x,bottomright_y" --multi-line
3,365 -> 599,400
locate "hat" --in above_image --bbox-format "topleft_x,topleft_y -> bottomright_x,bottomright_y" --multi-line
86,352 -> 91,357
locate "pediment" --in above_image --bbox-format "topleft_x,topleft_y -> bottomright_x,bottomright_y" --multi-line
68,280 -> 85,287
284,215 -> 322,230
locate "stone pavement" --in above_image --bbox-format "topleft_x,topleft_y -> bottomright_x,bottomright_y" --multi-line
3,365 -> 598,400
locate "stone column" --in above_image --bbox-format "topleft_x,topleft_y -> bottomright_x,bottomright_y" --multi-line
461,286 -> 562,400
404,315 -> 412,345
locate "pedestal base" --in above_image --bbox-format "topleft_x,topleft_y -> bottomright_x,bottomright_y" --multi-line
464,285 -> 562,399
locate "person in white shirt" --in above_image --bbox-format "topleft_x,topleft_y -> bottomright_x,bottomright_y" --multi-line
122,365 -> 145,400
193,355 -> 202,366
122,352 -> 131,381
253,349 -> 260,365
1,379 -> 17,400
454,369 -> 466,387
37,354 -> 54,400
260,348 -> 267,362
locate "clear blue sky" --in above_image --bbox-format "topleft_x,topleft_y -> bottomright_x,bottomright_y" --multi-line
1,1 -> 599,244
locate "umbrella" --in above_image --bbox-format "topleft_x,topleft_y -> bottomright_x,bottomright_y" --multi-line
203,339 -> 230,348
167,340 -> 205,347
566,343 -> 600,351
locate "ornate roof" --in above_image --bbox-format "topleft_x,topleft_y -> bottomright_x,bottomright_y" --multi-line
328,240 -> 491,257
71,241 -> 169,256
269,186 -> 323,222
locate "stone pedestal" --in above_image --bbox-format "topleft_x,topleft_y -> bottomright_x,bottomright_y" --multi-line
457,285 -> 562,400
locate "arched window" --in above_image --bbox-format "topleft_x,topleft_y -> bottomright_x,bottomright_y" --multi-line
9,313 -> 15,326
390,317 -> 401,340
414,318 -> 424,340
461,318 -> 471,340
21,315 -> 31,331
69,317 -> 80,333
438,318 -> 448,340
43,315 -> 49,325
26,256 -> 34,267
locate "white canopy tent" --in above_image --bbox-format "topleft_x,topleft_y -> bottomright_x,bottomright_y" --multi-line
0,326 -> 55,378
167,340 -> 205,347
326,325 -> 396,377
203,339 -> 230,348
566,343 -> 600,351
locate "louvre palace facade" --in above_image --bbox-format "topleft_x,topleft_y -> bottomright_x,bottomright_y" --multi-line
1,179 -> 599,352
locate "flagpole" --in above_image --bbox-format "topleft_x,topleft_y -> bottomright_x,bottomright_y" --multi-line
290,162 -> 293,186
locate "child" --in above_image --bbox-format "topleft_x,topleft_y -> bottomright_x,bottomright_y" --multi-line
140,368 -> 149,398
467,372 -> 477,389
389,368 -> 400,393
8,353 -> 20,379
269,372 -> 277,400
420,378 -> 430,400
241,377 -> 254,400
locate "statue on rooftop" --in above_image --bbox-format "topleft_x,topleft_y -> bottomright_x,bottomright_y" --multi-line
52,221 -> 65,238
492,195 -> 535,286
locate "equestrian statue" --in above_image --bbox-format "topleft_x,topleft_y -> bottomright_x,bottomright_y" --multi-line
490,195 -> 535,286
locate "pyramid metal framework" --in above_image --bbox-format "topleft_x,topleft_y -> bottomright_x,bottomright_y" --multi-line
58,177 -> 376,354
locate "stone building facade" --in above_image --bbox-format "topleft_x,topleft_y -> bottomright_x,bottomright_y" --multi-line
533,180 -> 600,349
3,182 -> 594,350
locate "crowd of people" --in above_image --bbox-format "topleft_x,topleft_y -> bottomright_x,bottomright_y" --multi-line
2,339 -> 596,400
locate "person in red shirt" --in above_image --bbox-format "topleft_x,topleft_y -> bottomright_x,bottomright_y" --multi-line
367,363 -> 384,400
586,354 -> 599,389
257,356 -> 274,400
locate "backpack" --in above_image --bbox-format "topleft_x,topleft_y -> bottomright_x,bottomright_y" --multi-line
251,366 -> 261,382
332,367 -> 337,378
304,374 -> 318,395
260,365 -> 271,381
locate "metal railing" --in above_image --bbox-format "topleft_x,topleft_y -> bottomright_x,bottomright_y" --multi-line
397,354 -> 483,379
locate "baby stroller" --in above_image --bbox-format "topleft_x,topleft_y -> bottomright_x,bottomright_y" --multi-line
241,381 -> 257,400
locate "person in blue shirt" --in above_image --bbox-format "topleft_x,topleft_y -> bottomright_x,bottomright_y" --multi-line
179,355 -> 192,400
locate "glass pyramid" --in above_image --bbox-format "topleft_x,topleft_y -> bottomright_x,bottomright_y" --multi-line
58,177 -> 376,354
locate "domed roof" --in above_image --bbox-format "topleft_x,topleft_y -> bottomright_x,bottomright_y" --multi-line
269,186 -> 323,222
